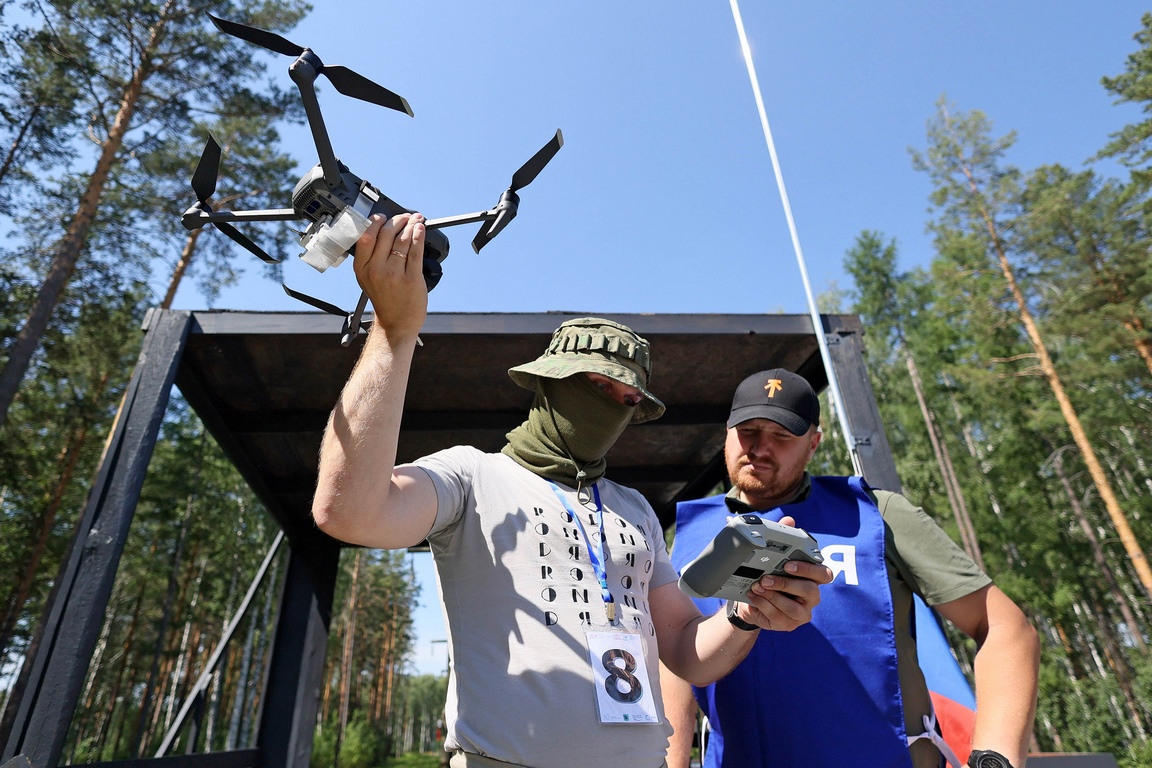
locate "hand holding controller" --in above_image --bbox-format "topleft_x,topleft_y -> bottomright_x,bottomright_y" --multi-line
678,515 -> 823,602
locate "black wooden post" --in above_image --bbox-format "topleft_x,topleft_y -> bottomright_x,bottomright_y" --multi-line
821,315 -> 903,493
256,528 -> 340,768
2,310 -> 193,767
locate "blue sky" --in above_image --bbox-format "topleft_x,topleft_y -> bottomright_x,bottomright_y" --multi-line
165,2 -> 1151,675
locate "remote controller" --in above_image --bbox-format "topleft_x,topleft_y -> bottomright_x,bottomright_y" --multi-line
678,515 -> 823,602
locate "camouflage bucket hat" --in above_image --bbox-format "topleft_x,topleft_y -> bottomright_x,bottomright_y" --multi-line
508,317 -> 666,423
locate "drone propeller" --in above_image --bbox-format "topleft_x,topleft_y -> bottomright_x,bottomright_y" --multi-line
208,14 -> 304,57
322,66 -> 413,113
512,129 -> 565,192
208,14 -> 413,116
281,283 -> 350,317
282,285 -> 371,346
190,135 -> 279,264
190,135 -> 221,201
472,129 -> 564,254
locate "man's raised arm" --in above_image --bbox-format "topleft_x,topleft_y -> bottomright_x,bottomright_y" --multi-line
311,213 -> 439,550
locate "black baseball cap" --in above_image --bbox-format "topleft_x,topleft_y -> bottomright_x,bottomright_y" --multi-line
727,369 -> 820,435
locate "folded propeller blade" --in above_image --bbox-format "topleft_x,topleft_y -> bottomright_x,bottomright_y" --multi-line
322,65 -> 413,116
510,129 -> 563,192
208,14 -> 304,57
191,136 -> 221,203
471,222 -> 496,254
471,206 -> 517,254
282,284 -> 348,316
215,221 -> 279,264
209,15 -> 412,116
471,131 -> 563,253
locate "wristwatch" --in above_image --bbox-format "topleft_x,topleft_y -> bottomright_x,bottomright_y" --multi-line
725,599 -> 759,632
968,749 -> 1014,768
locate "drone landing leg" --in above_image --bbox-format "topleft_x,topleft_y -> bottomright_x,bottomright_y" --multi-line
340,291 -> 371,347
338,291 -> 421,348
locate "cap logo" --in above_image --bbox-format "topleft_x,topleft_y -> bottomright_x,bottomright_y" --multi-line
764,378 -> 784,397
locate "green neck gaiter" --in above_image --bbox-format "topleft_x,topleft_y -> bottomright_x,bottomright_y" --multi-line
502,375 -> 634,488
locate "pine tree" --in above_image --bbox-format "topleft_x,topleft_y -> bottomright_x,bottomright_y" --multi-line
0,0 -> 309,427
844,231 -> 984,566
1097,12 -> 1152,188
0,12 -> 83,213
912,98 -> 1152,601
1016,165 -> 1152,379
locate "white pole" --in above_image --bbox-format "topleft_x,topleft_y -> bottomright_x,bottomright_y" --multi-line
728,0 -> 862,476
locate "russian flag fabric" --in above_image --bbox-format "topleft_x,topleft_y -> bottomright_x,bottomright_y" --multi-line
915,594 -> 977,766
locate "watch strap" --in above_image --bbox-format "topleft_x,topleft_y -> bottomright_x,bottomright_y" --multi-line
725,599 -> 759,632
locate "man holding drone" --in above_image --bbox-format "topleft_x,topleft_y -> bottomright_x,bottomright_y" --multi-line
311,212 -> 832,767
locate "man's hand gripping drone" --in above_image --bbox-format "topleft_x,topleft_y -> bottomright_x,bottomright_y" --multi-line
182,15 -> 563,345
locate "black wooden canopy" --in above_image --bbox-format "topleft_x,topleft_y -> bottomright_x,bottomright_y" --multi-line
4,308 -> 901,768
173,310 -> 898,533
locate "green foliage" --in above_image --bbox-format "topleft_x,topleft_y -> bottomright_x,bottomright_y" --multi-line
1098,12 -> 1152,185
0,265 -> 149,663
311,549 -> 432,759
125,84 -> 305,303
311,713 -> 391,768
0,11 -> 84,213
383,753 -> 443,768
0,0 -> 428,746
309,724 -> 337,768
339,716 -> 388,768
4,5 -> 1152,766
63,395 -> 284,760
0,0 -> 314,430
808,390 -> 854,477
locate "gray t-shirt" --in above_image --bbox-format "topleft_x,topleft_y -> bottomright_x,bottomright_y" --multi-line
415,446 -> 678,768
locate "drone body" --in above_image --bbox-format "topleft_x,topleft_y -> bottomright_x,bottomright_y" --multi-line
289,160 -> 448,291
181,13 -> 562,345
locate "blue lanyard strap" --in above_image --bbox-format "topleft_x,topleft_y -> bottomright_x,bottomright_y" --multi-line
549,481 -> 615,621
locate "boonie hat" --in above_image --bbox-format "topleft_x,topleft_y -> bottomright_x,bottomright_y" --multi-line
508,317 -> 666,423
727,368 -> 820,435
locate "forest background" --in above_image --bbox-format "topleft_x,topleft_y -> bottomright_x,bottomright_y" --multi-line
0,1 -> 1151,767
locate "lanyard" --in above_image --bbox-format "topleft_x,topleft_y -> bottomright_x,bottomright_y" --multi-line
549,481 -> 615,622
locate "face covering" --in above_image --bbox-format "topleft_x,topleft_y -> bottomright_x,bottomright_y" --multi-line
501,374 -> 634,488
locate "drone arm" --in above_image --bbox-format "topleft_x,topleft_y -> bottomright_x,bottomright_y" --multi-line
289,53 -> 345,192
182,207 -> 303,229
423,210 -> 495,230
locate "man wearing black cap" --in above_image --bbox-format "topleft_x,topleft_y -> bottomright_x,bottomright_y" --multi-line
663,369 -> 1039,768
311,215 -> 831,768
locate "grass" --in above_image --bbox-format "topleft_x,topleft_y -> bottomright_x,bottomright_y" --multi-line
384,752 -> 445,768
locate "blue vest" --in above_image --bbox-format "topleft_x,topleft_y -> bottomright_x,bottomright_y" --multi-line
672,476 -> 912,768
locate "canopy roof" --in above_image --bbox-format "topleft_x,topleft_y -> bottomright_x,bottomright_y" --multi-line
174,310 -> 855,530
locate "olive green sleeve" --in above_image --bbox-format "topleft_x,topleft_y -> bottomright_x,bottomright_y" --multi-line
874,489 -> 992,606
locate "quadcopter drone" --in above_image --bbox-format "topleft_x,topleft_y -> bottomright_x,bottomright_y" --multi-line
182,14 -> 564,345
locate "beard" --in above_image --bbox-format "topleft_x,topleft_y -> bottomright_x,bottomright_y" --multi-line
726,447 -> 805,508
